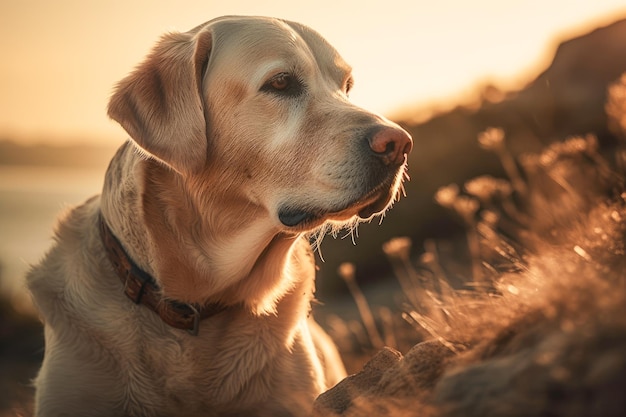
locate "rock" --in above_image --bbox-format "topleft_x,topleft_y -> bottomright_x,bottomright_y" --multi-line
313,342 -> 454,416
313,347 -> 402,416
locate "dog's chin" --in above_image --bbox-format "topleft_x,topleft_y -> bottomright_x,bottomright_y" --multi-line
278,181 -> 399,232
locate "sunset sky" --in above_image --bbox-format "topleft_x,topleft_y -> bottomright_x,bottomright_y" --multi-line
1,0 -> 625,145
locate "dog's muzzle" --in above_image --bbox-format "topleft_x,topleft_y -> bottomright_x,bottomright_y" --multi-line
279,124 -> 412,228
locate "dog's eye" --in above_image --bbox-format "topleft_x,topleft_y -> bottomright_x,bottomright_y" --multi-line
261,73 -> 304,97
270,74 -> 290,90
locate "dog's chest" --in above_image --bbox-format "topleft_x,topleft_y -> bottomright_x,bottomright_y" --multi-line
124,312 -> 308,414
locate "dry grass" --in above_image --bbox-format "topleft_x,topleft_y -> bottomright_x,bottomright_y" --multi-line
318,82 -> 626,415
316,75 -> 626,416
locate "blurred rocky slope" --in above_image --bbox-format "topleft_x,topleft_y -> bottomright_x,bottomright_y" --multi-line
317,17 -> 626,291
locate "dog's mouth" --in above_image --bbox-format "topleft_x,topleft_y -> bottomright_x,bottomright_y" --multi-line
278,171 -> 402,230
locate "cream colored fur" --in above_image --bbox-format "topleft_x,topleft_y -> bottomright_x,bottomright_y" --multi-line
27,16 -> 411,417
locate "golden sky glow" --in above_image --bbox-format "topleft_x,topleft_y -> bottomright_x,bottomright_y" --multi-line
1,0 -> 625,144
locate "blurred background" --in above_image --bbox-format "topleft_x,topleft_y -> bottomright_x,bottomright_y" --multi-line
2,0 -> 626,413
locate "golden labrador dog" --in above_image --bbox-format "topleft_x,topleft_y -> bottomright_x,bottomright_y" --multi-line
27,16 -> 412,417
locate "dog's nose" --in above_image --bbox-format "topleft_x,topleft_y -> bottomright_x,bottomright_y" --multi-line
367,126 -> 413,166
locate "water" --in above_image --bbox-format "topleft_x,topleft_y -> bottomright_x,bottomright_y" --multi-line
0,165 -> 105,304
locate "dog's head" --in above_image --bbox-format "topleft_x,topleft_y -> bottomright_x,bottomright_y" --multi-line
108,16 -> 412,234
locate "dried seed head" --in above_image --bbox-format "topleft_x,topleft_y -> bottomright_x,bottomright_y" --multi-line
478,127 -> 505,151
383,237 -> 412,260
453,195 -> 480,224
435,184 -> 460,209
338,262 -> 356,282
465,175 -> 512,202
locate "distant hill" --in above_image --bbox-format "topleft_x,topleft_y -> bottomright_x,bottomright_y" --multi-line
0,140 -> 116,170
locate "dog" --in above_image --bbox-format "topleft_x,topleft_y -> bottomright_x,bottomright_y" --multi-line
27,15 -> 412,417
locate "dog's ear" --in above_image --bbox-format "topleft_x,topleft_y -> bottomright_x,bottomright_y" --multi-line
108,29 -> 212,174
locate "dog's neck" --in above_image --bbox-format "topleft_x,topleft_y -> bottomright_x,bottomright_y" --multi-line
101,143 -> 308,315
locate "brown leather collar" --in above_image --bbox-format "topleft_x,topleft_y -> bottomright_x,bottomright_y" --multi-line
98,213 -> 228,335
